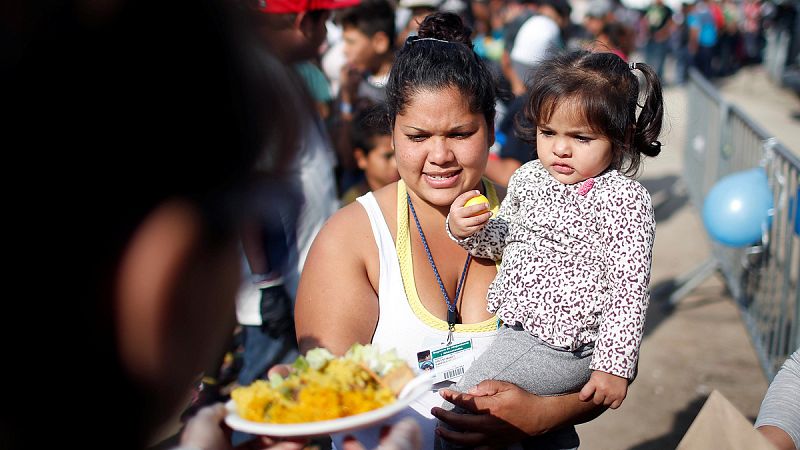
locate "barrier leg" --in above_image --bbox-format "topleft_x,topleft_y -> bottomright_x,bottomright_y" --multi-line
669,258 -> 720,305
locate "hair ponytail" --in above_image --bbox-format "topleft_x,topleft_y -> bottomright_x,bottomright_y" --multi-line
631,62 -> 664,159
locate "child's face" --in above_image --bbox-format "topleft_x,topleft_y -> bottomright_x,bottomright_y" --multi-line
536,100 -> 613,185
358,135 -> 400,189
342,26 -> 386,72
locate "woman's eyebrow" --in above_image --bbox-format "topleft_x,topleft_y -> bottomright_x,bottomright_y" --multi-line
402,122 -> 476,131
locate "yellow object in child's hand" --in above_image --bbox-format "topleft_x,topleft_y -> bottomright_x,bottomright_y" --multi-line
464,194 -> 489,216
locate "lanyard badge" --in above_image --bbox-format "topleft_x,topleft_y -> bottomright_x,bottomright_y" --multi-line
417,339 -> 476,384
407,194 -> 479,385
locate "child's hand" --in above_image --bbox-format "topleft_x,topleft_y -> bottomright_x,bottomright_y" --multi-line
578,370 -> 628,409
448,190 -> 492,239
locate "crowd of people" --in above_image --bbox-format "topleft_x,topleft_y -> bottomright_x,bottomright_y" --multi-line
7,0 -> 799,449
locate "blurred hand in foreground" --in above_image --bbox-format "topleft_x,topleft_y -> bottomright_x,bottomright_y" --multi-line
342,418 -> 422,450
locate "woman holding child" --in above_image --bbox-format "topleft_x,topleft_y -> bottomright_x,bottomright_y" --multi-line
295,12 -> 608,449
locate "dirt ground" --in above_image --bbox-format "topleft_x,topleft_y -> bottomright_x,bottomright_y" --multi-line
575,66 -> 800,449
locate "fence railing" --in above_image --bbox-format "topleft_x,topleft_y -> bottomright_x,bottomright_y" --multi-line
678,67 -> 800,381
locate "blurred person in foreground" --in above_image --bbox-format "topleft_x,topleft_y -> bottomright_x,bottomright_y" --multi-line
185,0 -> 364,421
2,0 -> 420,449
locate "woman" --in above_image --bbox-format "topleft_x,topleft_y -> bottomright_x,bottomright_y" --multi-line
295,12 -> 604,449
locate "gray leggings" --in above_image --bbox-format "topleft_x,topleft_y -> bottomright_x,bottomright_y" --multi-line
437,325 -> 594,450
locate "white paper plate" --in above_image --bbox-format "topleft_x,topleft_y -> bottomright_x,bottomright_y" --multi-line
224,373 -> 433,437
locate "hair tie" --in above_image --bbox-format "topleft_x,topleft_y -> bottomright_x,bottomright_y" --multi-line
405,36 -> 452,46
650,140 -> 662,149
630,61 -> 637,70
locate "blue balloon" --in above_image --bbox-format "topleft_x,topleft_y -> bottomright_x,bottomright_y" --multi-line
702,168 -> 773,247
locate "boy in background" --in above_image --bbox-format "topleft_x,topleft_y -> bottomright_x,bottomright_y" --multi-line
334,0 -> 397,191
339,103 -> 399,206
338,0 -> 396,110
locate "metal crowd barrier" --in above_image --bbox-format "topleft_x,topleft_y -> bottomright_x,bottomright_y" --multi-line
677,67 -> 800,381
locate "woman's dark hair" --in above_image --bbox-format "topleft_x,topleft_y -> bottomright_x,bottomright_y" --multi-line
385,12 -> 497,129
518,50 -> 664,176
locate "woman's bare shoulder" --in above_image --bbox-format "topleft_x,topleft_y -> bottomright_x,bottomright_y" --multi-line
296,194 -> 387,354
367,183 -> 399,237
314,198 -> 373,253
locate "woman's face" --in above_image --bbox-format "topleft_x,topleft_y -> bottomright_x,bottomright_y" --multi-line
393,86 -> 493,208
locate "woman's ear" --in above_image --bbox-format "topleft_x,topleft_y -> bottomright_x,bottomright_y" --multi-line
114,200 -> 201,387
354,147 -> 369,170
372,31 -> 390,55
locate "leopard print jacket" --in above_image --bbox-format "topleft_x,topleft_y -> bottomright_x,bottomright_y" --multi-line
451,160 -> 655,379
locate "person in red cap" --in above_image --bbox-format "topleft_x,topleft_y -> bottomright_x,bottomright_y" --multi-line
241,0 -> 360,63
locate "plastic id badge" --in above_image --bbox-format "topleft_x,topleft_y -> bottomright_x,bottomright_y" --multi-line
416,339 -> 475,384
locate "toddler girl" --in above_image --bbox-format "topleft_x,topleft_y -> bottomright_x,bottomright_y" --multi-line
442,50 -> 664,448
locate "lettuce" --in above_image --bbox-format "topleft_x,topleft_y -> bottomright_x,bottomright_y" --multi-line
344,343 -> 403,376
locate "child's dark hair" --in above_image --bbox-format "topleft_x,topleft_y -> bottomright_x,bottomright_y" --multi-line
352,102 -> 391,153
519,50 -> 663,176
385,12 -> 497,129
339,0 -> 396,48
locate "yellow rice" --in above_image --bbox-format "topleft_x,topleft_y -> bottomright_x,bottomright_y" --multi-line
231,359 -> 396,423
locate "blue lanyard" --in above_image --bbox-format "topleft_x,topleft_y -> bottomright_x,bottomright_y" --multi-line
407,194 -> 472,332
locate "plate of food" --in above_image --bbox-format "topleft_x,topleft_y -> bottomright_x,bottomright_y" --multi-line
225,344 -> 433,437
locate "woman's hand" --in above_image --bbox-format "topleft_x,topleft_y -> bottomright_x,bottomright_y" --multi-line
432,380 -> 604,448
431,381 -> 535,448
180,404 -> 307,450
448,190 -> 491,240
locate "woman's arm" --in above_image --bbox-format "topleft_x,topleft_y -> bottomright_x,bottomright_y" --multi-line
432,380 -> 605,448
294,202 -> 380,355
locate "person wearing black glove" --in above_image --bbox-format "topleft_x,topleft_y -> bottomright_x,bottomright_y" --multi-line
253,274 -> 296,340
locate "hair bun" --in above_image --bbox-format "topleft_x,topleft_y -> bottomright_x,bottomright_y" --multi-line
417,12 -> 473,48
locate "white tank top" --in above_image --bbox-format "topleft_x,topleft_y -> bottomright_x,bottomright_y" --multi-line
332,181 -> 500,450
